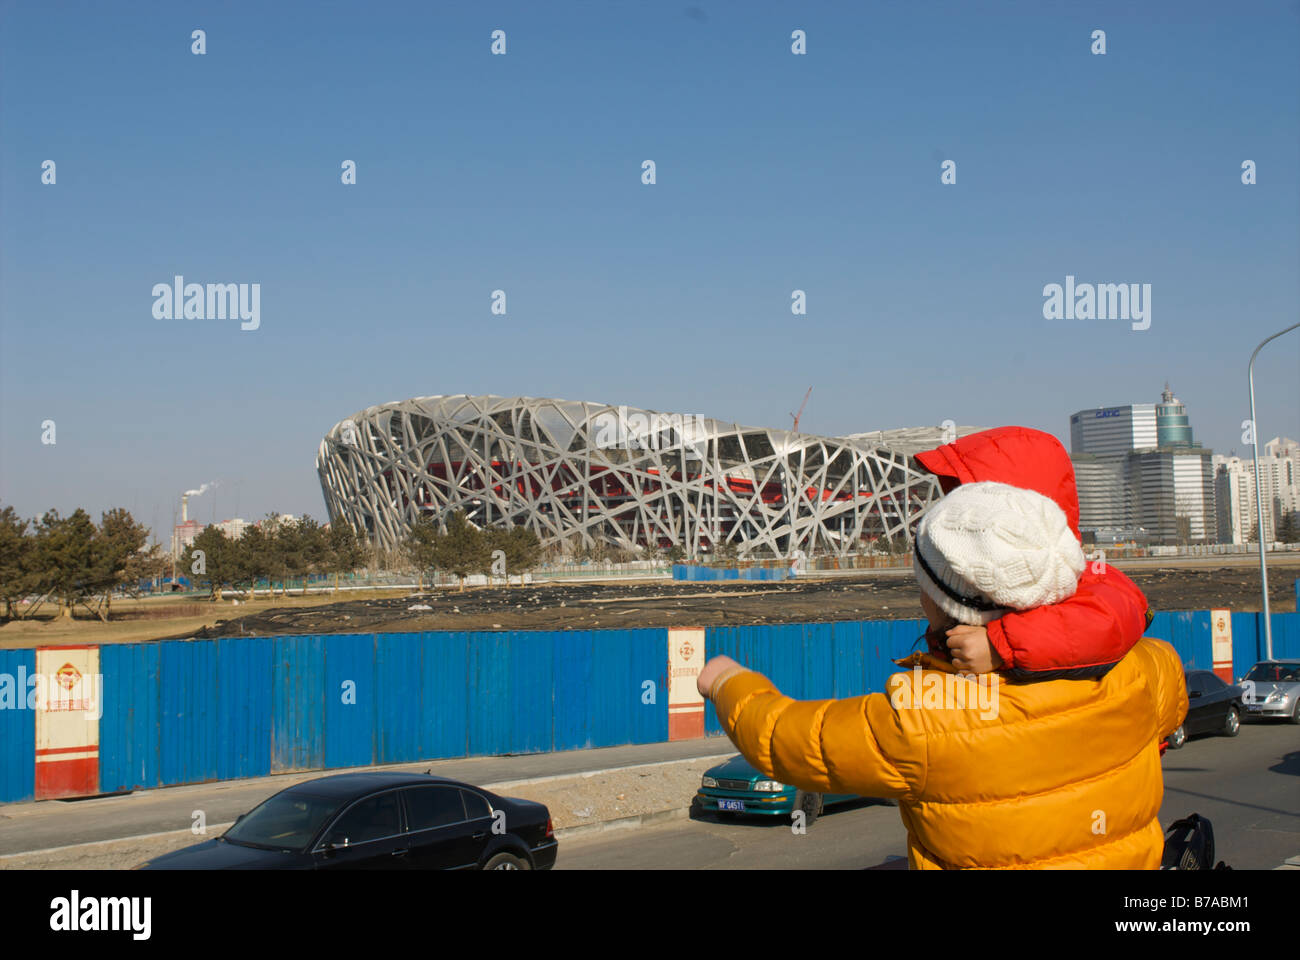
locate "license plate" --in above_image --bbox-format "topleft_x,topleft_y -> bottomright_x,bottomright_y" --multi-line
1247,704 -> 1263,711
718,799 -> 745,812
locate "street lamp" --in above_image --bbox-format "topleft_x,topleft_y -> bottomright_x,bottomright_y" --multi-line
1247,321 -> 1300,660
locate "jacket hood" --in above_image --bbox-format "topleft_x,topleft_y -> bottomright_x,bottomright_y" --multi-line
914,426 -> 1081,542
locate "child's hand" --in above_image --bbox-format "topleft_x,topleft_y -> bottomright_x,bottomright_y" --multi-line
944,625 -> 1003,673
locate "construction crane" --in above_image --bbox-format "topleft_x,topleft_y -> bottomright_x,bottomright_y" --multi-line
790,387 -> 812,433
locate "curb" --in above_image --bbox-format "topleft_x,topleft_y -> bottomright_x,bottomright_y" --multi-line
481,752 -> 733,793
554,805 -> 691,840
0,823 -> 236,863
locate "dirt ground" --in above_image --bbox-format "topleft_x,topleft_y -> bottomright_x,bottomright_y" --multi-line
3,557 -> 1296,647
179,557 -> 1300,639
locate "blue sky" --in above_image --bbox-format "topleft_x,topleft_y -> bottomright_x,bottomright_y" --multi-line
2,0 -> 1298,541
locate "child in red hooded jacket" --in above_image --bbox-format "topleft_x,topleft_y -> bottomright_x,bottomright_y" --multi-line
909,426 -> 1150,680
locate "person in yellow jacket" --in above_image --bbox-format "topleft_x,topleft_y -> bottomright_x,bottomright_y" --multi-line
697,482 -> 1189,869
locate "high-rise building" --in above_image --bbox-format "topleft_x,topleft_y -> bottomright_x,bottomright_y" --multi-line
1156,382 -> 1194,447
170,520 -> 203,558
1130,448 -> 1216,543
1217,439 -> 1300,543
1071,454 -> 1133,532
1069,404 -> 1158,456
216,518 -> 252,540
1069,385 -> 1215,544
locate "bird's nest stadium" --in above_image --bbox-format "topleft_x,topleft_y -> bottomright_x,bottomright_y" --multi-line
317,395 -> 976,559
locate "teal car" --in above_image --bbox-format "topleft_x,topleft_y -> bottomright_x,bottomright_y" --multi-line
695,755 -> 858,825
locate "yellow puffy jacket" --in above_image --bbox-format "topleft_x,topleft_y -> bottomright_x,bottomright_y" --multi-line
710,637 -> 1188,869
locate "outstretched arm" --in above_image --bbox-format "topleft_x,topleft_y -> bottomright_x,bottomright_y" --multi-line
701,659 -> 918,799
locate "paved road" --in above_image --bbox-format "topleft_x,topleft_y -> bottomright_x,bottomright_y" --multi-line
560,722 -> 1299,869
0,737 -> 734,856
4,722 -> 1293,868
1158,720 -> 1299,868
561,799 -> 907,869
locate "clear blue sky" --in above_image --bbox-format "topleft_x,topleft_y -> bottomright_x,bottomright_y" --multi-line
3,0 -> 1298,542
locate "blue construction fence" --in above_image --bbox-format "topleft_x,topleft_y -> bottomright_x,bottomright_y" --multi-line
673,564 -> 791,581
1,611 -> 1297,804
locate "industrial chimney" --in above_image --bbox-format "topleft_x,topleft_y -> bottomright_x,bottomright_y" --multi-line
181,495 -> 189,523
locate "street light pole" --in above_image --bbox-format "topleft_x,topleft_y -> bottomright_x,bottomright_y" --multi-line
1247,321 -> 1300,661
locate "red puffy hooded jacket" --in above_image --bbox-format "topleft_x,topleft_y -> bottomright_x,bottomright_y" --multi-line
914,426 -> 1150,680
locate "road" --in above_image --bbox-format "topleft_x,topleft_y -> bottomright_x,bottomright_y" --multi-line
2,724 -> 1292,869
559,722 -> 1299,869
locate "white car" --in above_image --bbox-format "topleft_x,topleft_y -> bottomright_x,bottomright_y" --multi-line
1240,659 -> 1300,722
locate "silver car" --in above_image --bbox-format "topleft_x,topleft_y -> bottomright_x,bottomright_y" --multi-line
1240,659 -> 1300,723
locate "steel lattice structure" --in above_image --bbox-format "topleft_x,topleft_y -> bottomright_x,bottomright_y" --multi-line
317,394 -> 961,558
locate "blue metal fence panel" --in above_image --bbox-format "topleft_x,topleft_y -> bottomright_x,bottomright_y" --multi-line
508,630 -> 554,755
0,648 -> 36,803
215,637 -> 272,782
802,623 -> 835,700
553,630 -> 594,751
324,633 -> 375,770
1187,611 -> 1213,672
272,635 -> 324,772
629,628 -> 669,745
1165,611 -> 1198,668
565,628 -> 670,750
831,620 -> 866,699
1146,611 -> 1173,645
420,632 -> 468,760
1271,612 -> 1300,660
159,640 -> 217,787
467,631 -> 513,756
99,642 -> 160,793
374,633 -> 424,765
1231,613 -> 1260,679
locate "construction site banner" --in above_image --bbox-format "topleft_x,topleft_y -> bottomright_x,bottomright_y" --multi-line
668,628 -> 705,740
34,646 -> 102,800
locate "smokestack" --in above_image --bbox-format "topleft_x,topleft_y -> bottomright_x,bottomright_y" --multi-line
182,495 -> 189,523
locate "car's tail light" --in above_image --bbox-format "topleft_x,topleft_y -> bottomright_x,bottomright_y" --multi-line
545,817 -> 554,838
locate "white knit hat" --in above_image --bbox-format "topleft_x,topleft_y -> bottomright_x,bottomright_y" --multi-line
912,481 -> 1085,626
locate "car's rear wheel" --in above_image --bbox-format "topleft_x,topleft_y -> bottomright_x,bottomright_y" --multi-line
1221,706 -> 1240,737
792,790 -> 823,827
483,851 -> 531,870
1167,724 -> 1186,749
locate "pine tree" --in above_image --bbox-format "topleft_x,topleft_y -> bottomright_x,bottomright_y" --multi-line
430,511 -> 491,591
30,509 -> 97,619
326,520 -> 368,592
0,506 -> 33,619
404,515 -> 440,590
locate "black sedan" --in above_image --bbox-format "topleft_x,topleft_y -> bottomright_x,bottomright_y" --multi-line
1166,670 -> 1243,749
136,771 -> 557,870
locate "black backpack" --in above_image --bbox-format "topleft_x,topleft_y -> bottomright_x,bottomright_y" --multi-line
1161,813 -> 1230,869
